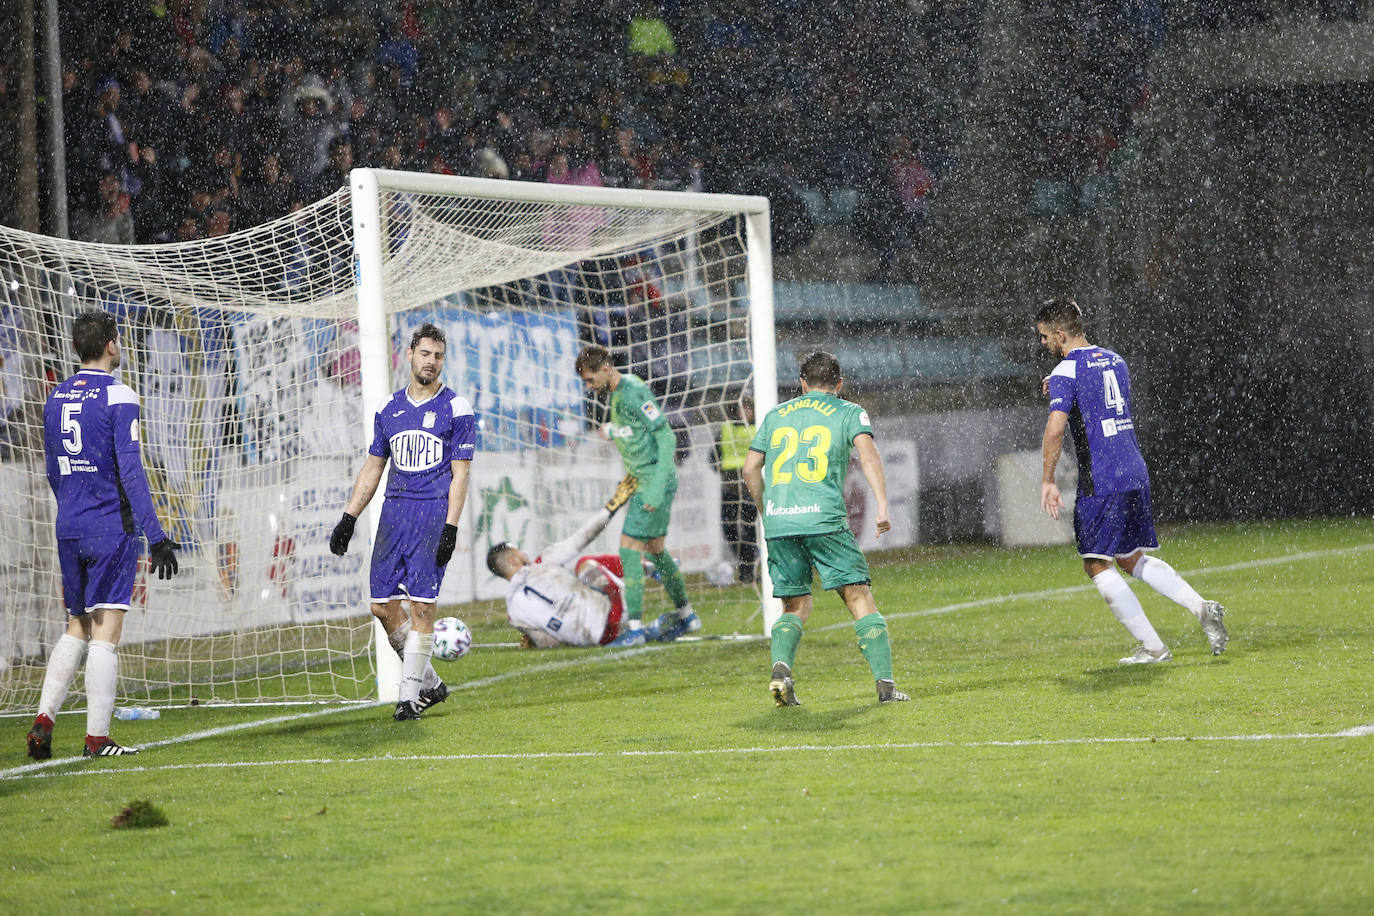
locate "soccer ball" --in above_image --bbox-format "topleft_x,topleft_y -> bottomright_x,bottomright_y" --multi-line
707,560 -> 736,587
432,617 -> 472,661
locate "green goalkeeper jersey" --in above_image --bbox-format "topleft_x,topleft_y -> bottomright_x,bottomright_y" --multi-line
608,373 -> 676,505
749,389 -> 872,538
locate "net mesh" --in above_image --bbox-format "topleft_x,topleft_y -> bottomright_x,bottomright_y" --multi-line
0,175 -> 760,712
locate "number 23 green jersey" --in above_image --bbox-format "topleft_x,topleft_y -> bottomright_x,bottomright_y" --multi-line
749,390 -> 872,538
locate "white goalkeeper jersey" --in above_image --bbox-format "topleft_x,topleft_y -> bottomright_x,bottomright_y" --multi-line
505,508 -> 615,647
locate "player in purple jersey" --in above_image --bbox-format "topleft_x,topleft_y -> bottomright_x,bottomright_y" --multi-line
1037,297 -> 1227,664
329,323 -> 475,720
26,310 -> 180,761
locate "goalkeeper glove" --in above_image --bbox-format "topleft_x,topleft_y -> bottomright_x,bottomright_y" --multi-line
436,523 -> 458,566
605,474 -> 637,514
329,513 -> 356,556
149,538 -> 180,580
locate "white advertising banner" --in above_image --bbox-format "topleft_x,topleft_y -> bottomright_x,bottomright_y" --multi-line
843,438 -> 919,550
996,449 -> 1077,547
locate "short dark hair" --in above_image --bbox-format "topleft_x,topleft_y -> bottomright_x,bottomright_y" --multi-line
799,350 -> 842,388
1035,297 -> 1084,336
575,345 -> 613,375
409,323 -> 446,350
486,541 -> 516,576
72,310 -> 118,362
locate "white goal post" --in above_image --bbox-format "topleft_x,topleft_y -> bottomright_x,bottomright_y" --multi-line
351,170 -> 780,699
0,169 -> 778,713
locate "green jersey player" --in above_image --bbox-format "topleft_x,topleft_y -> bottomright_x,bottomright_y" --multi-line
742,350 -> 909,706
576,346 -> 698,647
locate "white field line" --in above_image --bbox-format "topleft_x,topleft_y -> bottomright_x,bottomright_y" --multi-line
4,543 -> 1368,783
1,645 -> 665,780
807,541 -> 1374,635
6,723 -> 1373,782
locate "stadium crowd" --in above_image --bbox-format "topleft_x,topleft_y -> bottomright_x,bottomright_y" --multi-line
57,0 -> 990,251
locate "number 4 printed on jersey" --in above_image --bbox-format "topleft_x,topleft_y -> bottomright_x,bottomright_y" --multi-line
1102,369 -> 1125,414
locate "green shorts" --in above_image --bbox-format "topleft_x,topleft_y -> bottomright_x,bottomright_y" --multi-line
765,531 -> 871,597
622,483 -> 677,541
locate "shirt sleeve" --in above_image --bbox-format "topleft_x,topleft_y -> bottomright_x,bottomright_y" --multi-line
367,402 -> 390,458
1047,360 -> 1077,415
630,380 -> 669,432
849,405 -> 873,443
109,386 -> 168,543
539,508 -> 613,567
450,396 -> 476,461
638,425 -> 677,506
748,414 -> 771,453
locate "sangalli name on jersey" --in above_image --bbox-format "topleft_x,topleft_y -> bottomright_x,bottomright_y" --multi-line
778,397 -> 838,418
389,430 -> 446,471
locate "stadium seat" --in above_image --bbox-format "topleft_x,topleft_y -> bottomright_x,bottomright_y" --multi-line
1031,179 -> 1073,217
773,282 -> 929,325
1078,175 -> 1118,213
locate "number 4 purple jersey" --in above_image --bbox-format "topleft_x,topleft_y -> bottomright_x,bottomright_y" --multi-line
369,386 -> 476,500
1046,346 -> 1150,496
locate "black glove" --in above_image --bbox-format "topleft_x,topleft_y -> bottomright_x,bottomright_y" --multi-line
149,538 -> 180,580
330,513 -> 356,556
436,523 -> 458,566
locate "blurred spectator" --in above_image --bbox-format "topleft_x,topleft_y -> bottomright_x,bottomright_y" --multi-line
204,205 -> 233,237
305,136 -> 353,203
81,78 -> 139,190
239,154 -> 296,228
130,147 -> 175,243
73,172 -> 135,245
628,4 -> 678,60
278,82 -> 338,186
710,395 -> 758,584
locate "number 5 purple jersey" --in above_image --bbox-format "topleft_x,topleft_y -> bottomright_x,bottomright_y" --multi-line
43,369 -> 168,543
1046,346 -> 1151,496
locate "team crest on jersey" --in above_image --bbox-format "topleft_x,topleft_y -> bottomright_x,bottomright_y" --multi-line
640,401 -> 661,421
423,411 -> 436,429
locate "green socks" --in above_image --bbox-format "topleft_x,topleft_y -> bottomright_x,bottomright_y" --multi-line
854,614 -> 894,682
649,550 -> 689,608
620,547 -> 645,621
770,613 -> 805,670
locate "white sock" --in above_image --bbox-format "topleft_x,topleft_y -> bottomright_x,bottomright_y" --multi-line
676,603 -> 695,618
85,640 -> 119,739
388,618 -> 410,655
421,661 -> 442,691
400,630 -> 433,704
37,633 -> 87,721
1092,569 -> 1165,651
390,619 -> 441,689
1132,556 -> 1205,620
626,619 -> 643,631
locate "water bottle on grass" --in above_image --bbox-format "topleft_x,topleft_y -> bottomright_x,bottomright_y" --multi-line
114,707 -> 161,720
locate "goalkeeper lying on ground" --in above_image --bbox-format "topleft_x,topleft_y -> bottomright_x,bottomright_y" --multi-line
485,477 -> 695,648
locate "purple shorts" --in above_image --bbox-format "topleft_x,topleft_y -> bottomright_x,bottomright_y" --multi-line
57,534 -> 140,616
369,497 -> 450,604
1073,488 -> 1160,560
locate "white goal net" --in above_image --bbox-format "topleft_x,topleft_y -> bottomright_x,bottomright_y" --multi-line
0,171 -> 772,712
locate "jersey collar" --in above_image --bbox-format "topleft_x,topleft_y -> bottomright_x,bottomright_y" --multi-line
405,384 -> 446,408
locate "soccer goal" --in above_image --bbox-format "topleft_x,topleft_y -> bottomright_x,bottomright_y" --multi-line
0,170 -> 775,712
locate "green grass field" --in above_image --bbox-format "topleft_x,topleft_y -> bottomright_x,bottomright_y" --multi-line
4,518 -> 1372,914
